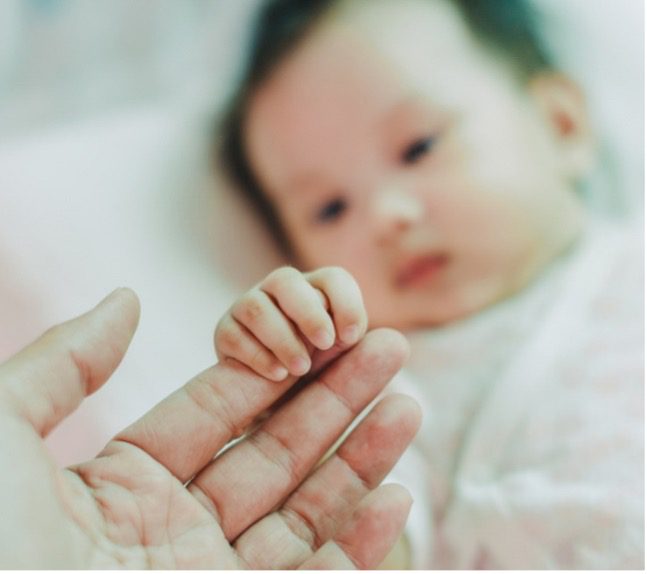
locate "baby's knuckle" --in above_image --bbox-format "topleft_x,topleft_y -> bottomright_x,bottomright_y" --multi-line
216,326 -> 242,354
302,313 -> 326,334
266,265 -> 301,288
243,302 -> 265,323
323,265 -> 353,283
236,293 -> 265,323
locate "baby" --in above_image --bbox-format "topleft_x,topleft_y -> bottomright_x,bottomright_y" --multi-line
215,0 -> 643,569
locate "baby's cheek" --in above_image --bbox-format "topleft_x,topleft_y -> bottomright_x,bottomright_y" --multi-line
441,188 -> 525,251
361,286 -> 403,330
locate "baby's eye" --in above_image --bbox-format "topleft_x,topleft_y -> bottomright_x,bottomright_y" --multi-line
402,136 -> 437,164
315,197 -> 348,223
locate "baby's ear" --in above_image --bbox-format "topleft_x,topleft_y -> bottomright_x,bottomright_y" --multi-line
529,72 -> 596,181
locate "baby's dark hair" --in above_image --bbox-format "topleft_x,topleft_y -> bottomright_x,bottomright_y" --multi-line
219,0 -> 552,256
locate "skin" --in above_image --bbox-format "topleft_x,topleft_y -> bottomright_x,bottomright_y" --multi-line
212,265 -> 405,570
0,288 -> 421,569
216,265 -> 368,381
244,0 -> 595,330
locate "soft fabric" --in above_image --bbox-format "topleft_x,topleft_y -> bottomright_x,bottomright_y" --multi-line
389,217 -> 644,568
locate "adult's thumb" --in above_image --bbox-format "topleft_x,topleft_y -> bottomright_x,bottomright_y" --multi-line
0,288 -> 140,437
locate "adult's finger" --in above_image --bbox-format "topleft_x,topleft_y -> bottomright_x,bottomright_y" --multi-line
112,323 -> 363,483
0,288 -> 140,437
298,484 -> 412,569
110,359 -> 286,482
233,394 -> 421,569
186,329 -> 409,540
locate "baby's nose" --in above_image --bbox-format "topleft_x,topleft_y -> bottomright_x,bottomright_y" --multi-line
372,186 -> 424,240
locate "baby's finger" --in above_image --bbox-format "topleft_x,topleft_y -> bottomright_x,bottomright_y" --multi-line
215,315 -> 288,382
232,290 -> 311,377
307,267 -> 368,347
262,267 -> 336,351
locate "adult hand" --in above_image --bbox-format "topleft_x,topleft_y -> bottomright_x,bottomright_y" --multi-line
0,288 -> 420,569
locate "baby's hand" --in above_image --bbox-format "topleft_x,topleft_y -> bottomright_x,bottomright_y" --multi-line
215,266 -> 367,381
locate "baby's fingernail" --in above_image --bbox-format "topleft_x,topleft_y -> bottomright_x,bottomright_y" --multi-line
290,356 -> 311,376
341,325 -> 360,345
270,366 -> 289,381
313,328 -> 334,350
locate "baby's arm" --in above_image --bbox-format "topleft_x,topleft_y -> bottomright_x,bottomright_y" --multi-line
215,266 -> 368,381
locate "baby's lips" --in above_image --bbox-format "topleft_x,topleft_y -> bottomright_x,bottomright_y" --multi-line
396,252 -> 449,287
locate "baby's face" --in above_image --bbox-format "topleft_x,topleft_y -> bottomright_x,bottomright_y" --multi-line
245,0 -> 589,329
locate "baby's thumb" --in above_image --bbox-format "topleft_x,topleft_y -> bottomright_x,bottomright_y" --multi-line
0,288 -> 140,437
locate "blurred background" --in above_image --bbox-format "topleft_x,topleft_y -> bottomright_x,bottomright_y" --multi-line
0,1 -> 643,173
0,0 -> 263,136
0,0 -> 643,465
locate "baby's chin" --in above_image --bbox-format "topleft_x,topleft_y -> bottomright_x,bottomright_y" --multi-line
366,283 -> 518,332
367,305 -> 474,333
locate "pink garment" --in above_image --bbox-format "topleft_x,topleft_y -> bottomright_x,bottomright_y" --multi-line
390,217 -> 644,569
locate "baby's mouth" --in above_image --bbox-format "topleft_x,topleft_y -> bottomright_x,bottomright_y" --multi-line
396,252 -> 450,288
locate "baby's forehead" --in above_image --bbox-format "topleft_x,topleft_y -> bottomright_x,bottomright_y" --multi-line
249,0 -> 519,137
329,0 -> 476,55
298,0 -> 514,110
246,0 -> 525,184
312,0 -> 502,89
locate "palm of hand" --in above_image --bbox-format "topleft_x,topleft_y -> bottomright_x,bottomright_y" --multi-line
2,419 -> 229,568
13,393 -> 410,570
65,446 -> 232,568
0,290 -> 418,569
